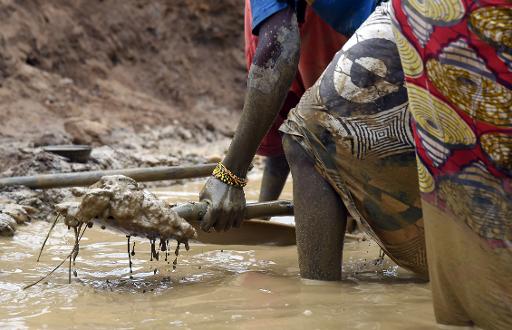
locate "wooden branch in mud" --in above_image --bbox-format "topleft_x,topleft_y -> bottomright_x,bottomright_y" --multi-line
172,200 -> 294,221
0,164 -> 216,189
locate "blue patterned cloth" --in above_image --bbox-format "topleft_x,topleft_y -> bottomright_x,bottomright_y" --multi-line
250,0 -> 377,35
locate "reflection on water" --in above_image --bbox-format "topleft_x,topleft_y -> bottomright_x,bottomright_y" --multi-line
0,176 -> 436,329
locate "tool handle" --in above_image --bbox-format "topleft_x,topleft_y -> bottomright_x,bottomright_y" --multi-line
0,164 -> 216,189
172,200 -> 294,221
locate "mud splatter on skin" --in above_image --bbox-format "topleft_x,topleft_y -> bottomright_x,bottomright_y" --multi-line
247,24 -> 300,94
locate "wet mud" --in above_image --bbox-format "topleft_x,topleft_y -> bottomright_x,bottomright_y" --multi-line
0,222 -> 435,329
0,203 -> 34,237
0,177 -> 436,329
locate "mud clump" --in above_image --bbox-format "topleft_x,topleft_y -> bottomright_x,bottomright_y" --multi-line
0,213 -> 17,236
56,175 -> 197,242
0,203 -> 33,236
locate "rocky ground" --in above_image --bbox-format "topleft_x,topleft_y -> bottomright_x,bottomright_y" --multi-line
0,0 -> 249,235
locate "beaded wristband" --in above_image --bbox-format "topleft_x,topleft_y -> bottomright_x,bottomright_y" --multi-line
212,162 -> 248,188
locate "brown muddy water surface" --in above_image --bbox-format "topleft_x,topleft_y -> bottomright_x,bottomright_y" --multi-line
0,176 -> 437,329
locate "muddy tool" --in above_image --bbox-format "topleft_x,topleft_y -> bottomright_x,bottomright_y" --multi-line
43,145 -> 92,163
27,175 -> 295,289
173,200 -> 296,246
0,163 -> 216,189
52,175 -> 295,249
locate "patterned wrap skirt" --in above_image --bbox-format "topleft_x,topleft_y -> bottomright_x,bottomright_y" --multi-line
391,0 -> 512,327
280,3 -> 428,277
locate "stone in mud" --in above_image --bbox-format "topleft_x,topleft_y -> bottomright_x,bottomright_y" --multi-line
56,175 -> 197,242
0,213 -> 17,236
0,204 -> 32,224
207,155 -> 222,163
0,203 -> 33,237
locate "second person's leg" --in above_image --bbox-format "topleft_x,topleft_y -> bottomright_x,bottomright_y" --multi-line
283,134 -> 347,281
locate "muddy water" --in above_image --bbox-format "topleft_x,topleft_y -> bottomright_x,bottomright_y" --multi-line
0,175 -> 437,329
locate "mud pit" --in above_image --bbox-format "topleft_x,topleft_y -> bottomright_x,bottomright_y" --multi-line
0,177 -> 437,329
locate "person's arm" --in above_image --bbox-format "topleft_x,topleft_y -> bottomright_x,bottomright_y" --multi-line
199,7 -> 300,232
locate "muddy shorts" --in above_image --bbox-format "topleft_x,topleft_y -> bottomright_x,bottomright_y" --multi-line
280,3 -> 427,276
244,0 -> 347,156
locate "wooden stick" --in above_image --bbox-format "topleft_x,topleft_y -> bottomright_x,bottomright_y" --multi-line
173,200 -> 295,246
172,200 -> 294,221
0,164 -> 216,189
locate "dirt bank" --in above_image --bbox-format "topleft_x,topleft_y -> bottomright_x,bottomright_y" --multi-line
0,0 -> 249,235
0,0 -> 245,152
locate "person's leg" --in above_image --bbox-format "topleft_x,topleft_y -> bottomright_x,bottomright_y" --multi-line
258,154 -> 290,202
283,134 -> 347,281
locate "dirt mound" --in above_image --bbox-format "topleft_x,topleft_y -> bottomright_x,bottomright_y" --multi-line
0,0 -> 245,144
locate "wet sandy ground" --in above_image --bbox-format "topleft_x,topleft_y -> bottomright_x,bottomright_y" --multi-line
0,176 -> 437,329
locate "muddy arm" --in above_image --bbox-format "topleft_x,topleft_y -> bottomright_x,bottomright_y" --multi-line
222,7 -> 300,176
199,7 -> 300,232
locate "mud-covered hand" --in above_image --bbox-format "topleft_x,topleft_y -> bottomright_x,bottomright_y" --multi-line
199,177 -> 246,232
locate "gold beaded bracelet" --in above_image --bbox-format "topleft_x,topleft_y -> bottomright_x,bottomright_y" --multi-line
212,162 -> 248,188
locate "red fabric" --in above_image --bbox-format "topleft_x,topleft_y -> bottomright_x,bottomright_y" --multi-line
392,0 -> 512,183
244,0 -> 347,156
392,0 -> 512,247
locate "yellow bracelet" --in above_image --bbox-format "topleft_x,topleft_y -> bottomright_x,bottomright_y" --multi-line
212,162 -> 248,188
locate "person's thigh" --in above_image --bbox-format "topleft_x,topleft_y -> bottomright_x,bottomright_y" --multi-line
281,3 -> 427,277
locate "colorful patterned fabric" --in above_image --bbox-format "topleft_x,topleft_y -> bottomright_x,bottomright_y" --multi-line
245,0 -> 347,156
391,0 -> 512,327
249,0 -> 378,35
281,3 -> 428,276
391,0 -> 512,247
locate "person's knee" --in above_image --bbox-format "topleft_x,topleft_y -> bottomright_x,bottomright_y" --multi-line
282,134 -> 301,165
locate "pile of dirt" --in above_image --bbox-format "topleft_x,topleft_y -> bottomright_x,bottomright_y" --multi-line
0,0 -> 246,156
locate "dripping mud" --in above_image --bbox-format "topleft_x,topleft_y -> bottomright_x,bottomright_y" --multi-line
26,175 -> 196,288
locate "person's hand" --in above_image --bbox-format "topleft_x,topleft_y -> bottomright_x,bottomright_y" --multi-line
199,177 -> 246,232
